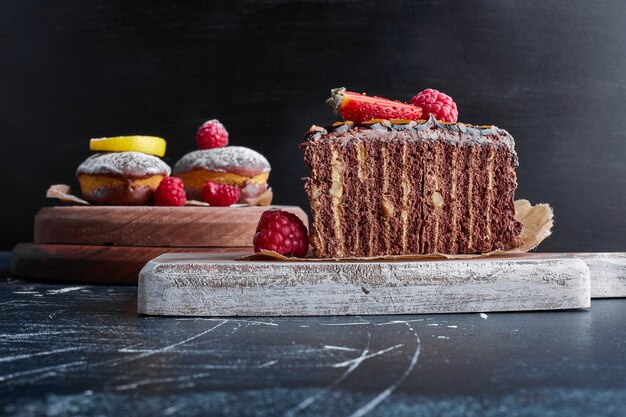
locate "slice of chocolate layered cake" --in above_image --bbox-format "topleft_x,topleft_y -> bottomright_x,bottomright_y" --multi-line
301,116 -> 523,258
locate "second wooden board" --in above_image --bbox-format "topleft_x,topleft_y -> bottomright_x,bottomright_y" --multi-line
34,205 -> 308,247
10,243 -> 251,284
138,253 -> 591,316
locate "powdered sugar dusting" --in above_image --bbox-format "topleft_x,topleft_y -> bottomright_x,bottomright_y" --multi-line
76,152 -> 171,177
173,146 -> 271,177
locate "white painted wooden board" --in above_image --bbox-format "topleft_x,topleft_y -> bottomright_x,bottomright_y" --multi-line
580,252 -> 626,298
510,252 -> 626,298
138,253 -> 591,317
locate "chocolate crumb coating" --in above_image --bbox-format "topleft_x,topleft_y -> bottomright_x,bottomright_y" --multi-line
300,116 -> 523,258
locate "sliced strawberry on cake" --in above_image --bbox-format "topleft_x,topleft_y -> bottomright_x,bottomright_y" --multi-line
326,87 -> 423,123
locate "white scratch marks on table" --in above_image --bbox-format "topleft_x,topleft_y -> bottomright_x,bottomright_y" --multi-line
117,342 -> 149,353
239,319 -> 278,327
480,313 -> 489,319
258,359 -> 278,368
164,403 -> 186,415
224,321 -> 242,338
114,360 -> 280,392
321,322 -> 371,326
0,301 -> 38,312
0,347 -> 78,363
376,319 -> 424,326
0,330 -> 80,340
347,321 -> 421,417
99,320 -> 228,368
134,320 -> 228,354
179,360 -> 279,370
48,309 -> 67,319
47,286 -> 86,294
323,345 -> 359,352
114,371 -> 214,391
117,348 -> 154,353
284,330 -> 372,416
173,318 -> 278,326
0,360 -> 86,382
331,344 -> 403,368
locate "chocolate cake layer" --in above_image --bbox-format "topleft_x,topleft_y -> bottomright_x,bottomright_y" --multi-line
301,116 -> 523,258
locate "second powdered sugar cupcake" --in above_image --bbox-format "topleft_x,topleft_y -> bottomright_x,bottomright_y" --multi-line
173,119 -> 272,205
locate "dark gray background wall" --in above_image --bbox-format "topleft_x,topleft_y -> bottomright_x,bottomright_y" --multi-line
1,0 -> 625,251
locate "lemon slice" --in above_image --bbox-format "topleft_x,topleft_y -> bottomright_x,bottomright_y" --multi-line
90,136 -> 167,157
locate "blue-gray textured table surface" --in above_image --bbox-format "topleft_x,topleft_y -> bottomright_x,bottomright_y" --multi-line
1,253 -> 625,417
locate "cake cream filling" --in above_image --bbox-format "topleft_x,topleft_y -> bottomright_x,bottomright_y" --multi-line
365,144 -> 375,256
381,145 -> 391,253
310,185 -> 322,210
467,146 -> 476,250
450,145 -> 459,252
354,141 -> 367,252
401,142 -> 410,253
308,150 -> 325,255
356,142 -> 366,181
486,147 -> 495,244
432,144 -> 442,252
309,184 -> 323,255
330,148 -> 345,257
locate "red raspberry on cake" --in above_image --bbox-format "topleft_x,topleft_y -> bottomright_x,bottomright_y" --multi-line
201,181 -> 240,206
410,89 -> 458,123
196,119 -> 229,149
253,209 -> 309,257
154,177 -> 187,206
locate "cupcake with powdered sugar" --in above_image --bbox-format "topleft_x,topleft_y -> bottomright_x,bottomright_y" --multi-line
76,151 -> 171,205
173,146 -> 272,205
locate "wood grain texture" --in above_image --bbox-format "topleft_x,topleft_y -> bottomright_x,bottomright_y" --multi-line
11,243 -> 250,284
507,252 -> 626,298
138,253 -> 591,316
34,205 -> 307,247
578,253 -> 626,298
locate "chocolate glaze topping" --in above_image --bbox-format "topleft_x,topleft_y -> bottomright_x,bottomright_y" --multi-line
303,115 -> 518,166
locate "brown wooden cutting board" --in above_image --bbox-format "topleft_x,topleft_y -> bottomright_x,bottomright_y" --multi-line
10,243 -> 251,284
12,205 -> 308,284
34,205 -> 308,247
